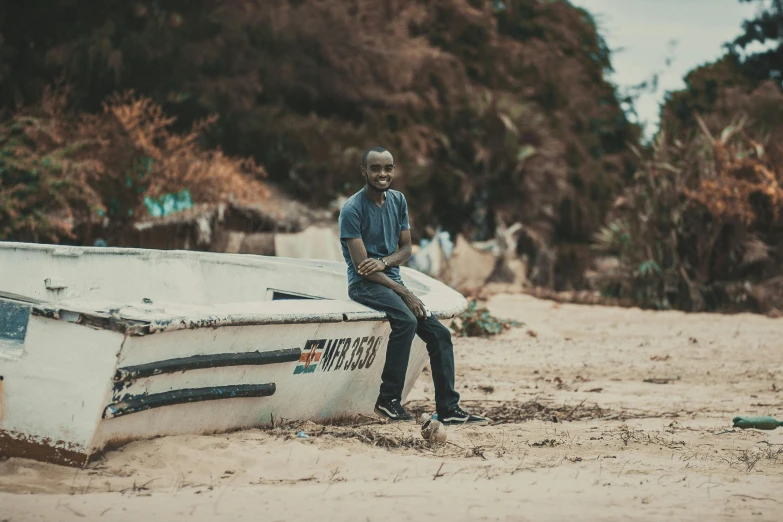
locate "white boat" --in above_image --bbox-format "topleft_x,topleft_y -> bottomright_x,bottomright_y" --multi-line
0,242 -> 466,466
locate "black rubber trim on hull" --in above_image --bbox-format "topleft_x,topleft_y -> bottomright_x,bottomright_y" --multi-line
114,348 -> 302,382
103,383 -> 276,419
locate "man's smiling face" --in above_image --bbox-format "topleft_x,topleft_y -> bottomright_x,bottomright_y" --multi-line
362,150 -> 395,192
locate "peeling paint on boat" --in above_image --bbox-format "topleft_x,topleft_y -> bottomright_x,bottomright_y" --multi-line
0,242 -> 467,466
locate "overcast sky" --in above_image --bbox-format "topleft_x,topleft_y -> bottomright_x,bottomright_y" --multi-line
568,0 -> 762,138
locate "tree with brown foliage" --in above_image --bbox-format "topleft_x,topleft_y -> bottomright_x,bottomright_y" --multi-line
1,0 -> 638,276
600,0 -> 783,314
595,81 -> 783,314
0,88 -> 267,243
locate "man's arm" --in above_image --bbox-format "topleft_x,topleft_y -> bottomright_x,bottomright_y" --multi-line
384,229 -> 412,267
346,236 -> 426,319
355,230 -> 412,276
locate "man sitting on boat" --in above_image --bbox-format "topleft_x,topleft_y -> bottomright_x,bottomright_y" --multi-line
339,147 -> 488,425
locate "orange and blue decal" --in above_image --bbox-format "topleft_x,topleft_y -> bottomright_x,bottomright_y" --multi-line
293,336 -> 384,375
293,339 -> 324,374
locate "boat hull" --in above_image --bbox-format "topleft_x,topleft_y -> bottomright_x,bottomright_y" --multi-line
1,310 -> 429,466
0,242 -> 465,466
94,319 -> 427,450
1,315 -> 124,466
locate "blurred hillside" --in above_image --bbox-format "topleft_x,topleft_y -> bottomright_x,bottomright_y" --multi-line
0,0 -> 637,281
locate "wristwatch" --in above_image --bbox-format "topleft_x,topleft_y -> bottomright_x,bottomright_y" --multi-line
378,257 -> 389,267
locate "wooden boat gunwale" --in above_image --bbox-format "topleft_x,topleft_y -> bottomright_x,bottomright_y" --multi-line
0,242 -> 466,335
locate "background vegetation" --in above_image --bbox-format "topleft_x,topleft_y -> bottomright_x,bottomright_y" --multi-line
1,0 -> 782,313
594,0 -> 783,313
0,1 -> 636,247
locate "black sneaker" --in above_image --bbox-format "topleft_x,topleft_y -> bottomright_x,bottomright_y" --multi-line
374,398 -> 414,422
440,406 -> 489,426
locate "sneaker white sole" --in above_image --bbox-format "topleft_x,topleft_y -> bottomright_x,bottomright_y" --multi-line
441,417 -> 490,426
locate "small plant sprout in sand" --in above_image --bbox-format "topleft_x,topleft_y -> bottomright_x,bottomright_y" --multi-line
450,299 -> 522,338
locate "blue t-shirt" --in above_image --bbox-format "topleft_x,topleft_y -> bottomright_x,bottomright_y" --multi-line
339,188 -> 410,286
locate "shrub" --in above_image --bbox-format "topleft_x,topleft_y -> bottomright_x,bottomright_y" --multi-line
593,85 -> 783,313
0,89 -> 267,243
450,299 -> 522,337
0,88 -> 103,242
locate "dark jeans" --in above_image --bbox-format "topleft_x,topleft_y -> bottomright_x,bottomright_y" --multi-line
348,280 -> 460,416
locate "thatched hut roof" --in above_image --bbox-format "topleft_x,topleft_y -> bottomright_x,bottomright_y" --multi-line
109,184 -> 333,252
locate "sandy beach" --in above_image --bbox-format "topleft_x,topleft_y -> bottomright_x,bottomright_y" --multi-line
2,294 -> 781,521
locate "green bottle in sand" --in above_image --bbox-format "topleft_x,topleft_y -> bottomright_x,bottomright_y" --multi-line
732,416 -> 783,430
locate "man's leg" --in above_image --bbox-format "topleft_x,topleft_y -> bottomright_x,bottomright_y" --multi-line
417,316 -> 488,425
349,281 -> 488,425
415,316 -> 460,417
348,281 -> 418,404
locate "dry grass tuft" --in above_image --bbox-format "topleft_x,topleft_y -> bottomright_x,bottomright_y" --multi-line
406,399 -> 610,424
